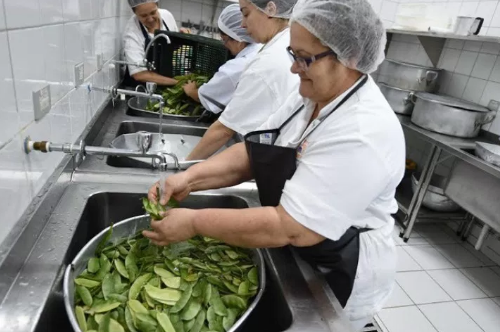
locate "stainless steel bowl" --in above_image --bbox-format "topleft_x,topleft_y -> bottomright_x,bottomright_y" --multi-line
128,96 -> 202,121
64,215 -> 266,332
411,173 -> 460,212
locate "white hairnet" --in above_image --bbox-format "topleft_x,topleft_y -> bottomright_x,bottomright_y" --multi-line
290,0 -> 386,74
248,0 -> 297,19
218,4 -> 255,43
128,0 -> 158,8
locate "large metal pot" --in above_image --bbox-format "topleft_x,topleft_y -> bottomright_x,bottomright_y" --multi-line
378,59 -> 442,92
64,215 -> 266,332
379,83 -> 415,115
411,92 -> 495,138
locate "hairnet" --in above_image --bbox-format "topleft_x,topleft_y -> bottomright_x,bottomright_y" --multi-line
218,4 -> 255,43
128,0 -> 158,8
248,0 -> 297,19
290,0 -> 386,74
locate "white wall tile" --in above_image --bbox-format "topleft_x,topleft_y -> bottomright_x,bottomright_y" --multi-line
447,39 -> 465,50
471,53 -> 498,79
4,0 -> 41,29
44,24 -> 70,105
40,0 -> 64,25
64,22 -> 84,85
446,2 -> 462,20
101,17 -> 117,62
481,42 -> 500,55
62,0 -> 80,22
0,135 -> 33,247
464,41 -> 483,52
79,0 -> 92,20
455,51 -> 479,76
380,0 -> 399,22
90,0 -> 101,19
460,2 -> 480,17
490,56 -> 500,82
8,27 -> 46,128
462,77 -> 488,103
162,0 -> 182,20
182,0 -> 203,23
446,73 -> 469,98
476,1 -> 499,28
491,2 -> 500,28
0,0 -> 5,31
81,21 -> 96,80
438,48 -> 461,71
487,27 -> 500,36
0,31 -> 18,146
369,0 -> 384,14
480,81 -> 500,106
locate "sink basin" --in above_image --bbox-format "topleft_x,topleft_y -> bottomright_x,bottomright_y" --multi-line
106,121 -> 240,169
34,192 -> 292,332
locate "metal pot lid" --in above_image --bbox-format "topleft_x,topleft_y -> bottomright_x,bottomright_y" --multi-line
378,82 -> 413,92
385,58 -> 442,71
414,92 -> 489,113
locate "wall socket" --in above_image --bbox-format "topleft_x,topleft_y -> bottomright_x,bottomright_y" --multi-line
97,53 -> 103,71
33,85 -> 51,121
74,62 -> 85,86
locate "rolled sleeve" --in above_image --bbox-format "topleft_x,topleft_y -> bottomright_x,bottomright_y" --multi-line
124,31 -> 147,76
280,136 -> 389,241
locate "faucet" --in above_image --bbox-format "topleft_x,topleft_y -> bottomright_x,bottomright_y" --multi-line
23,137 -> 180,170
144,34 -> 172,65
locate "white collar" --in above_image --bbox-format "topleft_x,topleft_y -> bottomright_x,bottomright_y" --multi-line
236,43 -> 261,59
260,28 -> 288,53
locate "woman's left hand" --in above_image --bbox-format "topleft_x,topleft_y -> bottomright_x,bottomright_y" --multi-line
142,208 -> 198,246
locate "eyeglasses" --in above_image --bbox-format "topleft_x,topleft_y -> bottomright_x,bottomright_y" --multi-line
286,46 -> 336,71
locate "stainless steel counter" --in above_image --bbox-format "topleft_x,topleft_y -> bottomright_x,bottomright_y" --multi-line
0,99 -> 356,332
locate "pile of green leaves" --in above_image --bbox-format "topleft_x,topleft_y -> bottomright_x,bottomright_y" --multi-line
72,198 -> 259,332
142,188 -> 179,221
146,74 -> 209,117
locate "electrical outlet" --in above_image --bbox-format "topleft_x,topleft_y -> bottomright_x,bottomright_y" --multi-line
74,62 -> 85,86
97,53 -> 103,71
33,85 -> 51,121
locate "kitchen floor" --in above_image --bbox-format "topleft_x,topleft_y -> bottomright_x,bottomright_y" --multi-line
374,223 -> 500,332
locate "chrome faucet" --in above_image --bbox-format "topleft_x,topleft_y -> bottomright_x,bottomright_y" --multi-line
23,137 -> 180,170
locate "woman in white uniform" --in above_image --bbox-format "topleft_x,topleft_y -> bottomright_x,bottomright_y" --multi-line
182,4 -> 261,115
144,0 -> 405,330
185,0 -> 300,161
123,0 -> 180,87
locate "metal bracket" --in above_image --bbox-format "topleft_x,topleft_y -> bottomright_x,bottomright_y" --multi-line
417,36 -> 446,67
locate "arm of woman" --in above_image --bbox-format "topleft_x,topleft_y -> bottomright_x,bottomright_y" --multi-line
185,120 -> 236,161
144,204 -> 325,248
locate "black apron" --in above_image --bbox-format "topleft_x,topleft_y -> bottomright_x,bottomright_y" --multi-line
244,76 -> 371,307
122,19 -> 168,88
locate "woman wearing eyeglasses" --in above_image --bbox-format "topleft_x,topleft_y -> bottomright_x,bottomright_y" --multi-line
144,0 -> 405,330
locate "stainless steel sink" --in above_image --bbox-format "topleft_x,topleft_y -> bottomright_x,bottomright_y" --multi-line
10,188 -> 302,332
106,121 -> 240,169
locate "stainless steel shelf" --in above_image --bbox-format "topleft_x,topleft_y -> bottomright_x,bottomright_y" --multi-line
387,29 -> 500,43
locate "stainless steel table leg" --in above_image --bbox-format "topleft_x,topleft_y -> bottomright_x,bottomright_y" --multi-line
403,145 -> 442,241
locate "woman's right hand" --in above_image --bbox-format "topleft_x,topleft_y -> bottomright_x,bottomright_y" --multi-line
148,172 -> 192,205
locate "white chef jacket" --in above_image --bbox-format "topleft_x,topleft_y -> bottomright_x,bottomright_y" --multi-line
123,9 -> 179,76
198,43 -> 261,114
259,76 -> 405,331
218,29 -> 300,135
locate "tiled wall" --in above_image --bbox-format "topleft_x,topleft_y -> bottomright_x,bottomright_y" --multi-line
159,0 -> 229,37
0,0 -> 132,247
371,0 -> 500,37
